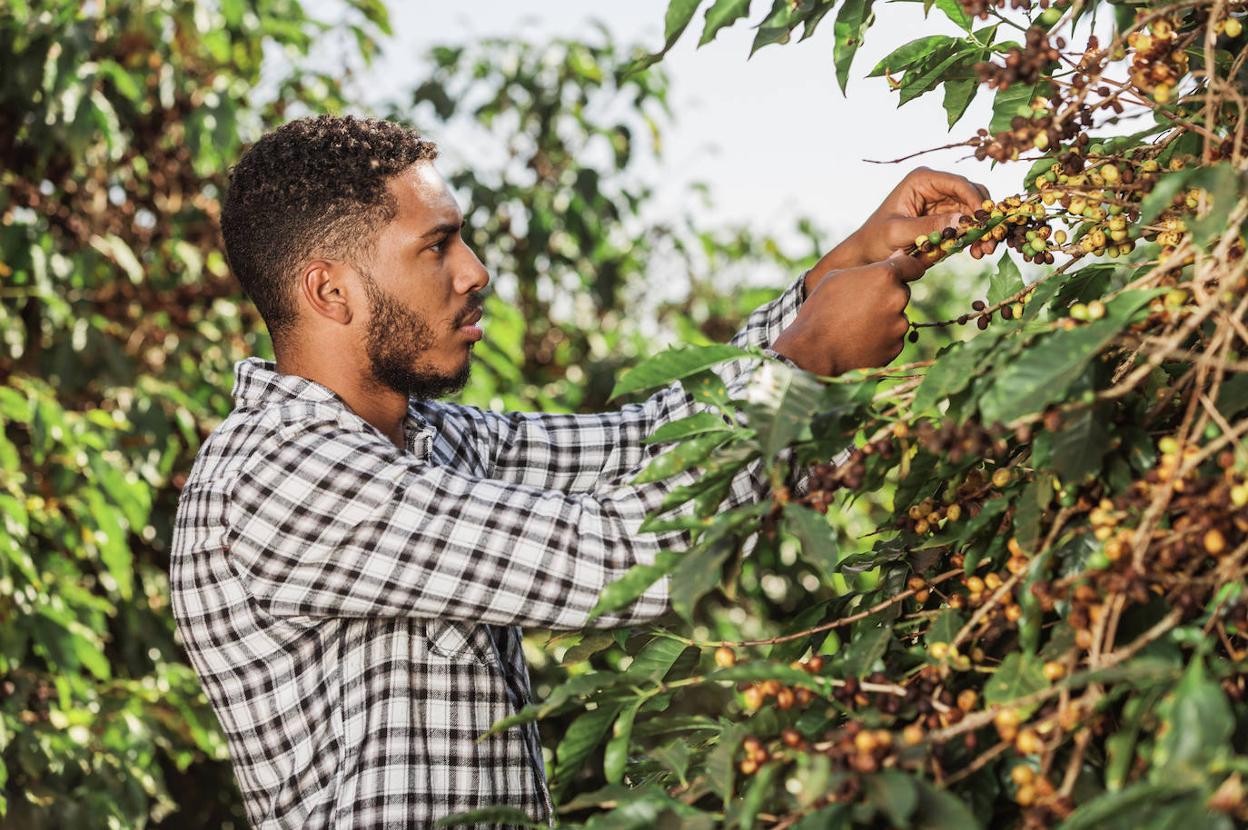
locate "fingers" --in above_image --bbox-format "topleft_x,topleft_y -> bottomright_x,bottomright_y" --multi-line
920,169 -> 992,214
886,249 -> 927,282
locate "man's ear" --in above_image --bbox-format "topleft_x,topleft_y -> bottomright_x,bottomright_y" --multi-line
298,259 -> 355,326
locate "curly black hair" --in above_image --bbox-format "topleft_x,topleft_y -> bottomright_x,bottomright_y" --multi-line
220,115 -> 438,348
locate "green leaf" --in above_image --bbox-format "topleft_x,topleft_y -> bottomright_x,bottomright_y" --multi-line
750,0 -> 799,55
554,703 -> 624,795
987,252 -> 1023,305
706,723 -> 747,800
581,792 -> 680,830
626,0 -> 704,72
699,0 -> 752,46
785,503 -> 839,582
983,652 -> 1047,717
739,761 -> 779,829
869,35 -> 958,77
1215,373 -> 1248,418
631,431 -> 730,484
913,778 -> 983,829
0,387 -> 30,423
989,81 -> 1051,135
1138,163 -> 1240,231
843,619 -> 892,677
588,551 -> 680,622
745,361 -> 824,459
934,0 -> 972,30
1057,782 -> 1201,830
625,637 -> 689,681
899,46 -> 978,106
670,539 -> 734,622
833,0 -> 876,94
603,698 -> 642,783
483,672 -> 622,736
979,289 -> 1164,423
912,327 -> 1009,413
942,77 -> 977,129
643,411 -> 730,445
927,608 -> 963,645
1153,657 -> 1234,774
611,344 -> 752,399
866,770 -> 919,827
434,807 -> 545,828
1050,405 -> 1109,484
651,739 -> 691,785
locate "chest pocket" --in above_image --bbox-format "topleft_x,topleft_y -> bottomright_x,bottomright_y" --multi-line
424,619 -> 497,667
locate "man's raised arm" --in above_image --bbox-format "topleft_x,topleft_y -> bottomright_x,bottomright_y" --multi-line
428,269 -> 811,493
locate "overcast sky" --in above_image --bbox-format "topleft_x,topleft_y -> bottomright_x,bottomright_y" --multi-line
331,0 -> 1029,247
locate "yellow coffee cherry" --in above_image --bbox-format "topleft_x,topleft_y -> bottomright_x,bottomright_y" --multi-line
1205,528 -> 1227,555
992,467 -> 1012,488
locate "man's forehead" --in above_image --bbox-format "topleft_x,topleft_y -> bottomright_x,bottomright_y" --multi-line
389,161 -> 461,226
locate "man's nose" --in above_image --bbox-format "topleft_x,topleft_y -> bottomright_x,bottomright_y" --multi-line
455,247 -> 490,295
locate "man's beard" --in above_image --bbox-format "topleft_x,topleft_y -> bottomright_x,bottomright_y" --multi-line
358,269 -> 476,401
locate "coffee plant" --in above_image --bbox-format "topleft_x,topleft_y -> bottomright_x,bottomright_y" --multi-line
455,1 -> 1248,828
0,1 -> 823,825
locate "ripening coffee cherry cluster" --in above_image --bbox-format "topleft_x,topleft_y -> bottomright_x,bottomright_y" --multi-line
737,654 -> 822,713
1126,18 -> 1190,104
800,436 -> 897,512
975,27 -> 1062,91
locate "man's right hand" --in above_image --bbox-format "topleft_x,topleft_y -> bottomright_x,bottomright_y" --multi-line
772,252 -> 925,377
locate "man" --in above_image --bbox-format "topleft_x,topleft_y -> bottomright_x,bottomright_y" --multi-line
170,114 -> 992,829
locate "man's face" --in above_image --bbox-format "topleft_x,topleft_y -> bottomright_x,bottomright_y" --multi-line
356,162 -> 489,400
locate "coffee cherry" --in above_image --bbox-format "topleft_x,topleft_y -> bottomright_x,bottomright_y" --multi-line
739,757 -> 759,775
1225,17 -> 1243,38
929,641 -> 950,660
781,728 -> 803,748
957,689 -> 979,712
714,646 -> 737,668
1011,764 -> 1036,786
902,723 -> 924,745
1043,660 -> 1067,681
977,315 -> 991,330
776,688 -> 796,710
1015,728 -> 1044,755
992,468 -> 1012,488
1205,528 -> 1227,556
743,685 -> 765,710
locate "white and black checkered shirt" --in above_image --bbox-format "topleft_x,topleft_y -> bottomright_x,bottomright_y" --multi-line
169,274 -> 807,829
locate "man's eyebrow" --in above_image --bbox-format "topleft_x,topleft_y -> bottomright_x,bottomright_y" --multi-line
420,221 -> 463,239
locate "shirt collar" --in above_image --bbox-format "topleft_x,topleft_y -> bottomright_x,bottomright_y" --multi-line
231,357 -> 432,435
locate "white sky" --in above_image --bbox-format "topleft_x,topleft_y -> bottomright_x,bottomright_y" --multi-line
349,0 -> 1028,246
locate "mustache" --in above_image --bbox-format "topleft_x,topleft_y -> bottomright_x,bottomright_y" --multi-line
453,293 -> 485,328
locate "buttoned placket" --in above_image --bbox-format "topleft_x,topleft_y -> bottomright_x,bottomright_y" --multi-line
402,406 -> 553,822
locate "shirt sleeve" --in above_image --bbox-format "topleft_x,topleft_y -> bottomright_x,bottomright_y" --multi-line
444,271 -> 809,492
224,414 -> 717,630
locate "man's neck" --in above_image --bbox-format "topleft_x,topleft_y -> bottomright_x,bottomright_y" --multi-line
275,354 -> 408,450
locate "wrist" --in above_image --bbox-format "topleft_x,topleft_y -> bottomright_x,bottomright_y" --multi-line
772,323 -> 838,377
813,230 -> 863,273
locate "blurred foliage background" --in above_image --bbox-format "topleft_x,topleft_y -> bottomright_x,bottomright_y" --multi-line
0,1 -> 986,826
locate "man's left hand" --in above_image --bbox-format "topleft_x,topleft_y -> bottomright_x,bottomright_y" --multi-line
807,167 -> 997,293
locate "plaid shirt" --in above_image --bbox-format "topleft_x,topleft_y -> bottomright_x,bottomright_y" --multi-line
170,273 -> 807,829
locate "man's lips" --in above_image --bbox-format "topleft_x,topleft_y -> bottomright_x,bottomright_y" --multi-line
458,307 -> 483,341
